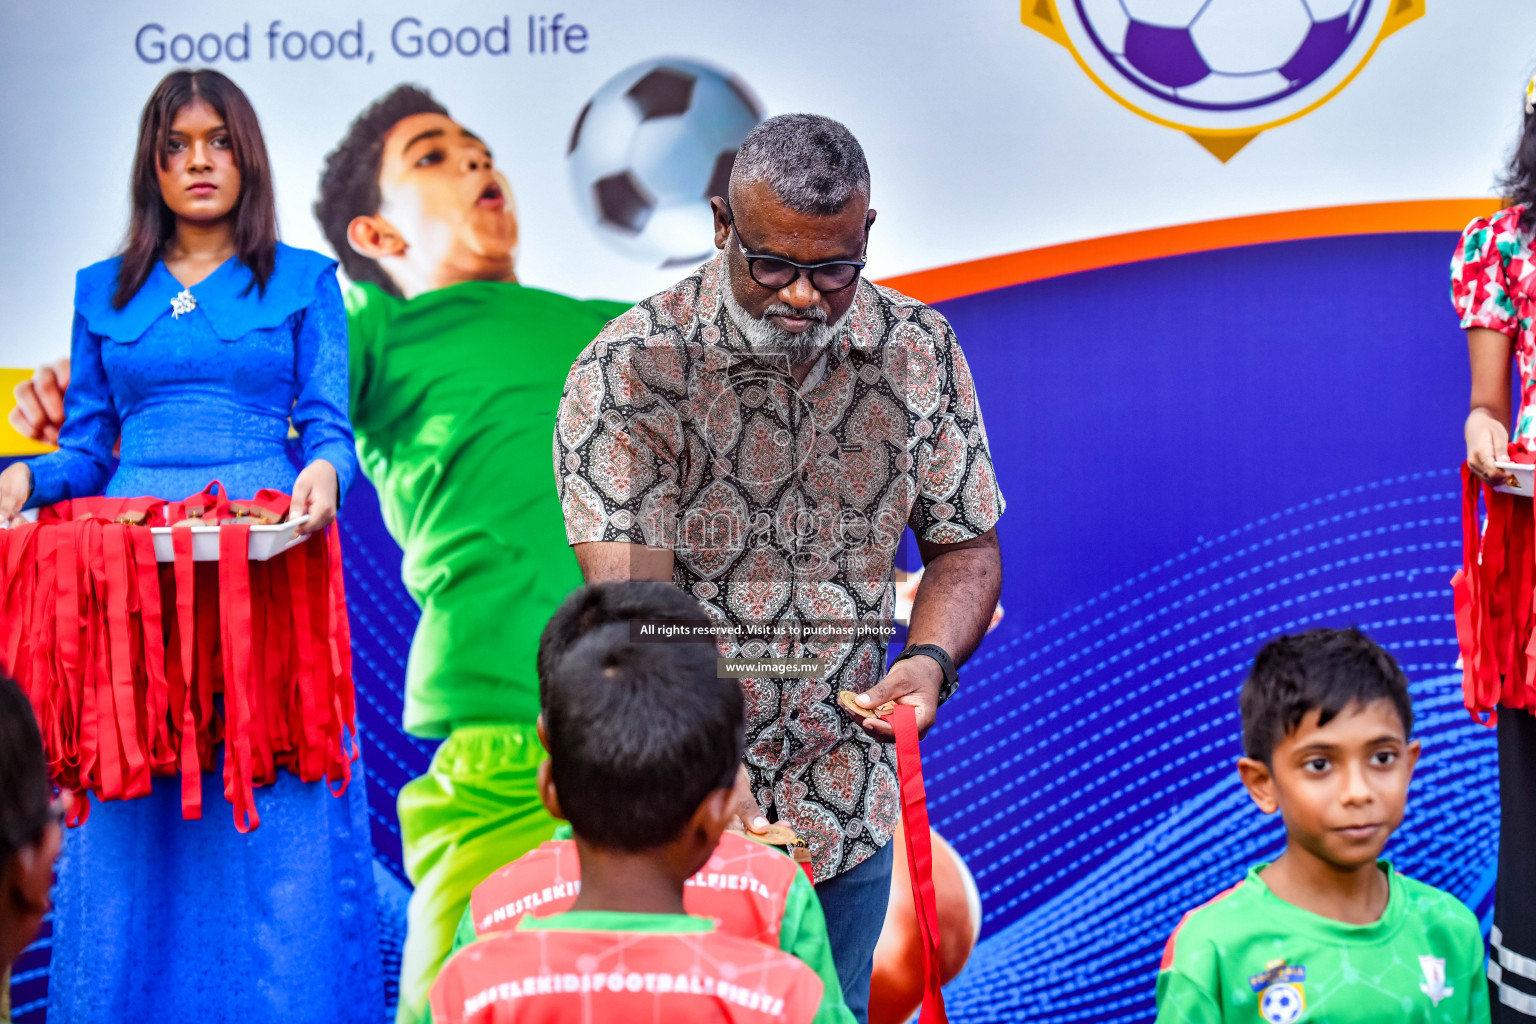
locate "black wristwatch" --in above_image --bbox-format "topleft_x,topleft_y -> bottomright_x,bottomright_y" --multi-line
892,643 -> 959,704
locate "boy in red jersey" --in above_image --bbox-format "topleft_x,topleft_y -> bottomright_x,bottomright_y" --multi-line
447,585 -> 843,1012
427,619 -> 831,1024
1155,629 -> 1488,1023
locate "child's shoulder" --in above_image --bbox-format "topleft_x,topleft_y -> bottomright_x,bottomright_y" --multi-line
1393,871 -> 1481,939
1160,876 -> 1257,967
478,838 -> 572,885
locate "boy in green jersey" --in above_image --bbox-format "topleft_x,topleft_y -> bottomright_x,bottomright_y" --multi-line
1155,628 -> 1489,1024
314,86 -> 630,1024
429,616 -> 842,1024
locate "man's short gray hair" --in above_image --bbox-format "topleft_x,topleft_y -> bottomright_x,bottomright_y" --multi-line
728,113 -> 870,216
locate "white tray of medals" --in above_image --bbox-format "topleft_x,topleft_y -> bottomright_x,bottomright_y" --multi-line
8,508 -> 310,562
1495,461 -> 1536,498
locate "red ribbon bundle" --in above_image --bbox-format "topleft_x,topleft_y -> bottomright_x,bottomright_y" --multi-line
0,482 -> 356,832
882,703 -> 948,1024
1453,458 -> 1536,725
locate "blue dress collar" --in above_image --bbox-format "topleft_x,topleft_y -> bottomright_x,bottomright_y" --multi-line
74,243 -> 337,343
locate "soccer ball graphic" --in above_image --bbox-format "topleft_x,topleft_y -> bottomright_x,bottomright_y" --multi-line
568,58 -> 764,267
1076,0 -> 1371,110
1259,983 -> 1304,1023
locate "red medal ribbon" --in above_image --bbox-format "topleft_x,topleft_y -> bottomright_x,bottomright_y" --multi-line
172,522 -> 202,819
0,484 -> 357,827
1453,457 -> 1536,724
882,703 -> 948,1024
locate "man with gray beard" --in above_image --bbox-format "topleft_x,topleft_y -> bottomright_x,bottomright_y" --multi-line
554,113 -> 1004,1023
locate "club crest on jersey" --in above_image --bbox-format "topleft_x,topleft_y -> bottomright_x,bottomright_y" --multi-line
1250,962 -> 1306,1024
1419,955 -> 1453,1006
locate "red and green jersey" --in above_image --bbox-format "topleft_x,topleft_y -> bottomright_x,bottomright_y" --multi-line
451,831 -> 850,1024
1156,862 -> 1490,1024
428,911 -> 824,1024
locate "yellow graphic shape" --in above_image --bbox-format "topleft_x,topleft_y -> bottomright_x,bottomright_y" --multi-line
0,367 -> 56,456
1022,0 -> 1425,161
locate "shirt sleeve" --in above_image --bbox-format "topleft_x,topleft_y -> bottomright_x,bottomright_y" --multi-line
1452,215 -> 1520,337
1153,921 -> 1227,1024
25,312 -> 119,508
908,311 -> 1004,545
778,871 -> 855,1024
1154,963 -> 1224,1024
291,266 -> 358,497
555,311 -> 683,549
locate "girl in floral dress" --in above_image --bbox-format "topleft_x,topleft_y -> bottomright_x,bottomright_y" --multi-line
1452,72 -> 1536,1022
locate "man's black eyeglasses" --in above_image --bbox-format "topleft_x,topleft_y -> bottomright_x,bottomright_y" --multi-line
725,205 -> 868,293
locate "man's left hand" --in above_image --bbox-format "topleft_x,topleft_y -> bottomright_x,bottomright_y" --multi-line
854,653 -> 944,742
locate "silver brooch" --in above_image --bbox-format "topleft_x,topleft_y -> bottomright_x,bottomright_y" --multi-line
170,289 -> 197,318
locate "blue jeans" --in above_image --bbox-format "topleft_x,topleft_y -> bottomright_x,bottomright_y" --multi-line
815,840 -> 895,1024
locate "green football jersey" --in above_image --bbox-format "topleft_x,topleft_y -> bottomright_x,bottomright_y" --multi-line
1155,862 -> 1489,1024
345,280 -> 630,737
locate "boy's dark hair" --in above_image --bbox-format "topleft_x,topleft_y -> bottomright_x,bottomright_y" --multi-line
0,674 -> 52,867
1240,627 -> 1414,764
537,583 -> 714,708
544,621 -> 741,851
314,84 -> 447,297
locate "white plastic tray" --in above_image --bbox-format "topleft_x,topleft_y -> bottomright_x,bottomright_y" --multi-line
5,509 -> 310,562
1495,461 -> 1536,498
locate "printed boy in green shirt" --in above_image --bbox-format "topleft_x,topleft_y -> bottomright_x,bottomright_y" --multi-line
427,607 -> 846,1024
314,86 -> 629,1024
1156,628 -> 1489,1024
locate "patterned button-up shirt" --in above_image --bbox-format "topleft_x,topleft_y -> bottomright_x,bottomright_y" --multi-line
555,254 -> 1004,880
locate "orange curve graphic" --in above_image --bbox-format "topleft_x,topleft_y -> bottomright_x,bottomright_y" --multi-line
0,198 -> 1507,456
876,198 -> 1501,305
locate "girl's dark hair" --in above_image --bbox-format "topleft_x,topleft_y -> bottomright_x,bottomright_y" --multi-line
115,69 -> 278,309
1502,82 -> 1536,235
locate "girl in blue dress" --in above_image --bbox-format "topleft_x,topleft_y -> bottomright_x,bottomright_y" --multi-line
0,70 -> 383,1021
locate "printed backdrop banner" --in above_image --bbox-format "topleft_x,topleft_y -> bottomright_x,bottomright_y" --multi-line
1,2 -> 1531,1021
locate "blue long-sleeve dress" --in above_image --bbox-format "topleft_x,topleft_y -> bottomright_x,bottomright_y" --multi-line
25,244 -> 384,1023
